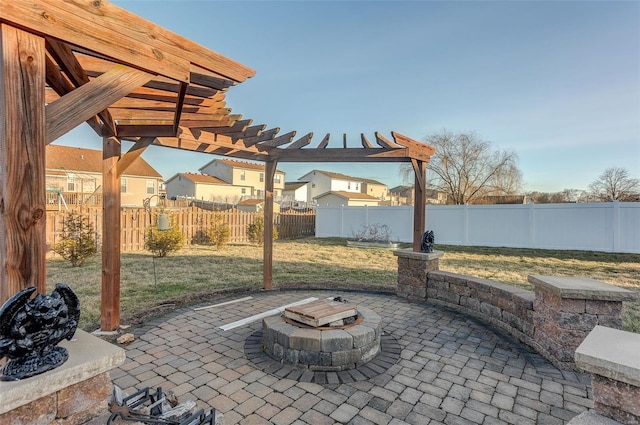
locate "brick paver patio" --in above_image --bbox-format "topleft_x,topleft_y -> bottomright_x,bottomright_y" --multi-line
105,290 -> 593,424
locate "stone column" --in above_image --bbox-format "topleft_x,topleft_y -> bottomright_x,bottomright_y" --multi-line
529,275 -> 637,370
575,326 -> 640,424
394,249 -> 443,301
0,330 -> 125,425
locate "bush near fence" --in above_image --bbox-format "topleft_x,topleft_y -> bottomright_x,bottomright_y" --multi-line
46,207 -> 316,253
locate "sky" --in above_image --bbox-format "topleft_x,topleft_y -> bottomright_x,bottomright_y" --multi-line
54,0 -> 640,193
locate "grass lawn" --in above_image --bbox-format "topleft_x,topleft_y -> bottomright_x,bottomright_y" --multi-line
45,238 -> 640,333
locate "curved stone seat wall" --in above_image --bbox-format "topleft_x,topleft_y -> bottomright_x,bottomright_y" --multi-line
426,271 -> 536,346
395,249 -> 637,371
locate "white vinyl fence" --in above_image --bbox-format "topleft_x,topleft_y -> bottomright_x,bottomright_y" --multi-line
316,202 -> 640,254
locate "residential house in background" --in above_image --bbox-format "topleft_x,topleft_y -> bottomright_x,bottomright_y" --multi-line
314,191 -> 381,207
388,185 -> 448,205
46,144 -> 163,208
237,198 -> 281,213
360,178 -> 388,201
389,185 -> 414,206
282,181 -> 309,204
198,159 -> 286,199
164,173 -> 248,204
296,170 -> 388,204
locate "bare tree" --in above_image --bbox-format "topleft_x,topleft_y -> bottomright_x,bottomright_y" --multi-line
406,130 -> 522,204
588,167 -> 640,201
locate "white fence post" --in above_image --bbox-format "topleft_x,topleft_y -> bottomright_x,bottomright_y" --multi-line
612,201 -> 620,253
463,203 -> 469,245
529,202 -> 536,249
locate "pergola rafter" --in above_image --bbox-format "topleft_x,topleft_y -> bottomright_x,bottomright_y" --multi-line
0,0 -> 435,331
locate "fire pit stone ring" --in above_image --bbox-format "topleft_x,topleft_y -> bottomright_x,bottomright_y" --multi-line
262,305 -> 382,371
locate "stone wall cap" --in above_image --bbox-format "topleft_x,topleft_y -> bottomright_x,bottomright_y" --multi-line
393,249 -> 444,261
575,325 -> 640,387
0,329 -> 126,415
566,411 -> 623,425
528,275 -> 638,301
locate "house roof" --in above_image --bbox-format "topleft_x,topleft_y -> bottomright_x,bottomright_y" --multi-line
238,198 -> 264,206
200,158 -> 285,174
301,170 -> 385,186
284,182 -> 308,190
47,145 -> 162,178
177,173 -> 230,185
389,185 -> 413,194
314,191 -> 380,201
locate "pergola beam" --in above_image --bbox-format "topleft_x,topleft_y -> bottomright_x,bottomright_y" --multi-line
45,65 -> 154,143
117,137 -> 155,177
45,37 -> 117,136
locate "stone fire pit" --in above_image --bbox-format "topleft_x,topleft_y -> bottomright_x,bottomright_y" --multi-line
262,299 -> 381,371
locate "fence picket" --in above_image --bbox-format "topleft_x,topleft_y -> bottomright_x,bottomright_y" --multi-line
46,207 -> 316,254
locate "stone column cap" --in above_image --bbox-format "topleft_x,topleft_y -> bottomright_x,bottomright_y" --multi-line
393,249 -> 444,261
528,275 -> 638,301
0,329 -> 126,415
575,325 -> 640,387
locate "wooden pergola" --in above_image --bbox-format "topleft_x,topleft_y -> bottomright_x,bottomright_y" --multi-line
0,0 -> 435,331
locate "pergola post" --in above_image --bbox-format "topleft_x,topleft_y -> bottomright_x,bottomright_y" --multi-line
101,135 -> 121,331
263,159 -> 278,290
412,159 -> 427,252
0,25 -> 46,304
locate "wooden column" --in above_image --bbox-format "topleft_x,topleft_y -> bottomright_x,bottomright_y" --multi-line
412,159 -> 426,252
263,160 -> 278,290
0,25 -> 46,304
101,136 -> 121,331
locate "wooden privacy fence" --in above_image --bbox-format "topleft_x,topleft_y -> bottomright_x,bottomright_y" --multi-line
46,207 -> 316,253
276,210 -> 316,239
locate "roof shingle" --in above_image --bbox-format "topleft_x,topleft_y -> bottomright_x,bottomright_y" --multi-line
47,145 -> 162,178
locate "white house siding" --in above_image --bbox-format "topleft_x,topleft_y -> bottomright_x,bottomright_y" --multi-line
166,176 -> 196,199
362,183 -> 388,200
201,161 -> 234,183
283,184 -> 308,203
298,171 -> 361,203
315,193 -> 380,207
292,185 -> 308,202
195,184 -> 245,203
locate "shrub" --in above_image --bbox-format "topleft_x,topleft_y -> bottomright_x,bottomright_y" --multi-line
247,216 -> 278,246
352,223 -> 392,243
207,214 -> 231,249
52,211 -> 97,267
145,219 -> 184,257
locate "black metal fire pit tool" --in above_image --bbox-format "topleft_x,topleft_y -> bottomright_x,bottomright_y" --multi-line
107,386 -> 217,425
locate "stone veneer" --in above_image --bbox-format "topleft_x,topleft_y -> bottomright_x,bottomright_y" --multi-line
395,249 -> 443,300
0,329 -> 125,425
529,275 -> 636,370
394,249 -> 637,371
262,306 -> 381,371
576,326 -> 640,424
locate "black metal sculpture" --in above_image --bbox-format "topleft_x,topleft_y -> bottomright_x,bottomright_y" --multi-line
420,230 -> 435,253
0,283 -> 80,380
